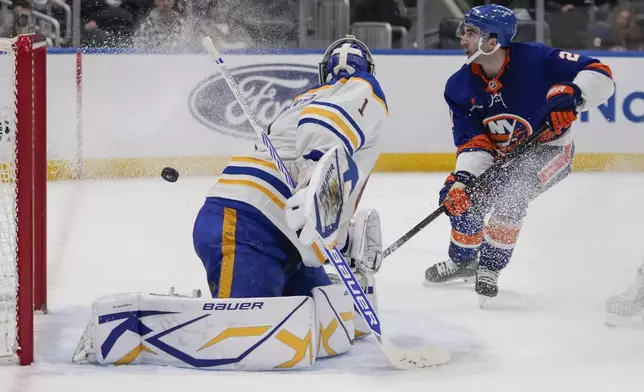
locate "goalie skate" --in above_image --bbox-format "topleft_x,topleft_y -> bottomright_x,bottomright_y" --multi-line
166,287 -> 203,298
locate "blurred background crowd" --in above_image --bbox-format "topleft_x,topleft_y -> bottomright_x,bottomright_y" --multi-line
0,0 -> 641,51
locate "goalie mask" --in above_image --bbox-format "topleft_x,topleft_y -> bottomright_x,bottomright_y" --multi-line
318,35 -> 375,85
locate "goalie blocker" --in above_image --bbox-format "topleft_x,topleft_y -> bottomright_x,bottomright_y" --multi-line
73,275 -> 378,370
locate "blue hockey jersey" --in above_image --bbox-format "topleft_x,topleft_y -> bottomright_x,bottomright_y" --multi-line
444,42 -> 614,176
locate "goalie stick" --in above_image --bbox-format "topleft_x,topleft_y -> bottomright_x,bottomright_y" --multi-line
200,36 -> 449,370
381,122 -> 553,259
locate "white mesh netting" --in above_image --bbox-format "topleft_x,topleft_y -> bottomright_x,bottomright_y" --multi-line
0,37 -> 19,363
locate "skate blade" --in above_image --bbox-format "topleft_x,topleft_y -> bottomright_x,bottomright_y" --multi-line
478,295 -> 489,309
423,276 -> 475,287
605,313 -> 644,329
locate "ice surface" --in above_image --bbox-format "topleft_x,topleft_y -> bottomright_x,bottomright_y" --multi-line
2,172 -> 643,392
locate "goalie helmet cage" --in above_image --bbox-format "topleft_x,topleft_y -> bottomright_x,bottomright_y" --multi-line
0,34 -> 47,366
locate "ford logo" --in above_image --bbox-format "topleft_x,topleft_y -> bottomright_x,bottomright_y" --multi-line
189,63 -> 319,139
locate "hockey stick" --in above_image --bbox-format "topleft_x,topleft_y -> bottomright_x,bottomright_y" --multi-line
200,36 -> 449,369
382,122 -> 552,259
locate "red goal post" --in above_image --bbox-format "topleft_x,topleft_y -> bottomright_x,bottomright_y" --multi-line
0,34 -> 47,366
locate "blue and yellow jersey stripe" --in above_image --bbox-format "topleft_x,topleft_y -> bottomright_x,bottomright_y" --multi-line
295,72 -> 388,156
208,156 -> 327,266
210,156 -> 292,210
311,101 -> 366,146
298,103 -> 366,155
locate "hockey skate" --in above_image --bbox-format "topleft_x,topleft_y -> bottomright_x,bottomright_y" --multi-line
424,257 -> 478,285
605,267 -> 644,328
166,286 -> 203,298
476,266 -> 500,308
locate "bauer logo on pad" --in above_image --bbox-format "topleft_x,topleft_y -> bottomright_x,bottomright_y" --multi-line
189,64 -> 318,139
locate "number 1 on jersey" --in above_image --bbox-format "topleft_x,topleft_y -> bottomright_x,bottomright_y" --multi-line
358,98 -> 369,116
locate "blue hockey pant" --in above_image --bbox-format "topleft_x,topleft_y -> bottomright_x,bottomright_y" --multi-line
192,197 -> 331,298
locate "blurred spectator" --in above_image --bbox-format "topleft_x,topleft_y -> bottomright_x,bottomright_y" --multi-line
351,0 -> 412,45
471,0 -> 514,6
633,0 -> 644,13
549,0 -> 589,12
221,0 -> 298,48
120,0 -> 156,25
0,0 -> 37,38
132,0 -> 188,50
196,1 -> 254,49
546,0 -> 617,12
469,0 -> 618,16
82,0 -> 135,47
591,1 -> 643,50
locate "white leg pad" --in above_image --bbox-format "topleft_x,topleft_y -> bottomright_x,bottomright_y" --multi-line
73,292 -> 318,370
312,283 -> 355,358
324,269 -> 378,340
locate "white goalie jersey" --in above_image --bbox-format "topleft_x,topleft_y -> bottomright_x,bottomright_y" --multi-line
208,71 -> 389,264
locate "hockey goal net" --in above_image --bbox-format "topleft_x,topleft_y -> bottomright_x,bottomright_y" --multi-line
0,34 -> 47,366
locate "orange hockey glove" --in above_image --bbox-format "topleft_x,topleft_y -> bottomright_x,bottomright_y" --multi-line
539,82 -> 582,141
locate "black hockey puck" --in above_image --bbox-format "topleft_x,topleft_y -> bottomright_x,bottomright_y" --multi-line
161,167 -> 179,183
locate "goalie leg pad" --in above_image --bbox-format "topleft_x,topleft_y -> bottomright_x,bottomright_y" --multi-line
325,270 -> 378,340
73,292 -> 318,370
72,286 -> 356,370
312,283 -> 355,358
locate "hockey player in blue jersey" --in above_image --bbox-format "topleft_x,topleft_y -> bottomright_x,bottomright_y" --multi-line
192,36 -> 387,300
423,4 -> 615,301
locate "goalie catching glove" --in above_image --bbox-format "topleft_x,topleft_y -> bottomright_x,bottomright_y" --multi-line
343,209 -> 383,275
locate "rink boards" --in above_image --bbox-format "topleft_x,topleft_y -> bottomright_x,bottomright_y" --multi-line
38,48 -> 644,180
